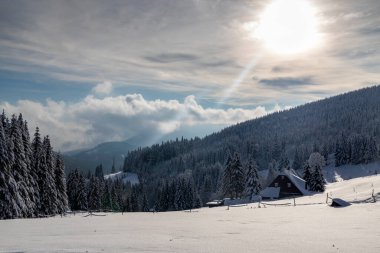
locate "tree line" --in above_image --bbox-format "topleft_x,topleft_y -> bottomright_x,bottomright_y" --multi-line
0,111 -> 68,219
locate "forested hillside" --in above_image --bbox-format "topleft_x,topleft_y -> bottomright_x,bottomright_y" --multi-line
0,112 -> 68,219
123,86 -> 380,206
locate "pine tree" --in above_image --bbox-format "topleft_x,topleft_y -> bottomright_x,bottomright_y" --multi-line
130,187 -> 139,212
88,176 -> 102,211
76,172 -> 88,210
10,115 -> 31,217
244,158 -> 261,200
101,180 -> 112,211
174,179 -> 185,210
32,127 -> 43,213
222,153 -> 233,198
302,162 -> 312,190
141,193 -> 149,212
310,164 -> 325,192
21,118 -> 38,217
0,120 -> 22,219
184,180 -> 194,210
55,153 -> 68,214
230,153 -> 245,199
307,153 -> 326,192
95,164 -> 104,179
40,136 -> 58,215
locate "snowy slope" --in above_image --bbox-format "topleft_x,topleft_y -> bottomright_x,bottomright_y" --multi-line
0,175 -> 379,253
323,160 -> 380,183
104,171 -> 139,185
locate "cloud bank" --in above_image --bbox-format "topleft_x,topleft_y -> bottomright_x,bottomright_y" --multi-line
0,94 -> 277,151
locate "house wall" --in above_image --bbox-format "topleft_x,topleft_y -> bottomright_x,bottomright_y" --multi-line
269,175 -> 303,198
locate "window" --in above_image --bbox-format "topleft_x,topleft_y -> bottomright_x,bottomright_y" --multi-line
275,183 -> 279,187
287,183 -> 291,188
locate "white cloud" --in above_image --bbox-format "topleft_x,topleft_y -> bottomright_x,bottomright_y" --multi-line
92,81 -> 113,95
0,94 -> 279,151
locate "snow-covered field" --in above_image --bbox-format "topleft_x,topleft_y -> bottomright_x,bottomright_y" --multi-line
1,175 -> 380,253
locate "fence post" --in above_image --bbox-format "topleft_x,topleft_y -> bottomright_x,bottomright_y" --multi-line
293,197 -> 296,207
372,189 -> 376,203
326,193 -> 328,204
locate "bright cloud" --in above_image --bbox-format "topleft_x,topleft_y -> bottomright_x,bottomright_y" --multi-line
0,94 -> 279,151
92,81 -> 113,95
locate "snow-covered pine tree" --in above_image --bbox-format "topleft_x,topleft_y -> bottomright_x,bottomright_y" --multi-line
174,179 -> 185,210
20,117 -> 38,217
39,136 -> 58,215
244,158 -> 261,200
32,127 -> 44,213
310,164 -> 325,192
0,120 -> 23,219
302,162 -> 312,190
230,152 -> 245,199
10,114 -> 31,217
76,171 -> 88,211
110,179 -> 123,211
87,176 -> 102,211
101,179 -> 112,210
307,152 -> 326,192
55,153 -> 68,214
222,153 -> 233,198
184,180 -> 194,210
130,187 -> 139,212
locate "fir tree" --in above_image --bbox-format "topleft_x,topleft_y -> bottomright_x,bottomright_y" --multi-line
40,136 -> 58,215
10,115 -> 31,217
230,153 -> 245,199
222,153 -> 233,198
310,164 -> 325,192
244,158 -> 261,200
55,153 -> 68,214
302,162 -> 312,190
141,193 -> 149,212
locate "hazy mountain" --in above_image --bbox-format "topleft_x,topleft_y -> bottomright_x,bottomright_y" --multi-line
64,140 -> 136,173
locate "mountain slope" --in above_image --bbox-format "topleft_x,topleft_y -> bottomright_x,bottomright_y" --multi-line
123,85 -> 380,179
64,140 -> 136,173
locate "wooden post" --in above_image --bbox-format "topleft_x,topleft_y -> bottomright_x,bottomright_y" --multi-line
293,197 -> 296,207
372,189 -> 376,203
326,193 -> 329,204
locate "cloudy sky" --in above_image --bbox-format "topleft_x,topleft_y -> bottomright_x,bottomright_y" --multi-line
0,0 -> 379,151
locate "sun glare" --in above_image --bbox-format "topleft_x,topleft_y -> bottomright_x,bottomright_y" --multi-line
254,0 -> 320,55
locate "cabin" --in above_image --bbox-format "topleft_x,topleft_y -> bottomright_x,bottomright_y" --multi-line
261,170 -> 308,199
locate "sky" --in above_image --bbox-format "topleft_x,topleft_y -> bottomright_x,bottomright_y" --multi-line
0,0 -> 379,151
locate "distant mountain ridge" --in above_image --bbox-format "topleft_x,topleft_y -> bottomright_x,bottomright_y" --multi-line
64,140 -> 136,173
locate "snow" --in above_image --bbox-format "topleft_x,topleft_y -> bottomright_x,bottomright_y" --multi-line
323,160 -> 380,183
103,171 -> 139,185
1,174 -> 379,252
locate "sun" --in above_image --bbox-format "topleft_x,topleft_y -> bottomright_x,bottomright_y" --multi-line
254,0 -> 320,55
